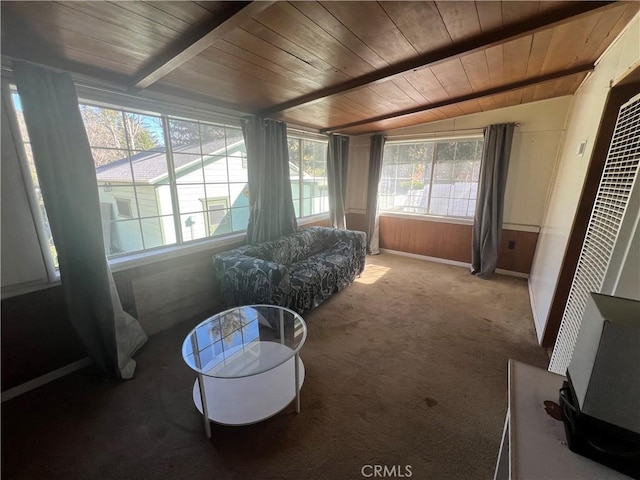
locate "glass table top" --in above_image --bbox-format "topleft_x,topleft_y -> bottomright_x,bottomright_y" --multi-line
182,305 -> 307,379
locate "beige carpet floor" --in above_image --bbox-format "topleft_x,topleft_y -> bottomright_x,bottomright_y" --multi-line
2,253 -> 549,480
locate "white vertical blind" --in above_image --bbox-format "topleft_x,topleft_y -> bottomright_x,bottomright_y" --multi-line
550,93 -> 640,374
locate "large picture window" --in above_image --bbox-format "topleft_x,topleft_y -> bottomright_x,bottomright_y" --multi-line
11,91 -> 248,261
378,137 -> 483,219
89,107 -> 248,256
287,135 -> 329,218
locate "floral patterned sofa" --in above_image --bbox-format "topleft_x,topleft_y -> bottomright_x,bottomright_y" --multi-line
213,227 -> 366,314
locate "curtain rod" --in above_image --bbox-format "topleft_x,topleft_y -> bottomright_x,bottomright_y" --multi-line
385,123 -> 521,139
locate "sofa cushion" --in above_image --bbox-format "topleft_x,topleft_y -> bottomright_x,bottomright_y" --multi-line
264,227 -> 328,265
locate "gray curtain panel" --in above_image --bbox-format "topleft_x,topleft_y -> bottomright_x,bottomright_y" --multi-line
327,133 -> 349,229
366,134 -> 386,254
472,123 -> 515,278
13,62 -> 147,379
242,117 -> 297,244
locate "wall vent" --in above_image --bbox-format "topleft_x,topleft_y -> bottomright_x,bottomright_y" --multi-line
550,93 -> 640,374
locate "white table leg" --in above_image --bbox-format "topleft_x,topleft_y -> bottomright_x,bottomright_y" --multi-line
197,374 -> 212,438
294,353 -> 301,413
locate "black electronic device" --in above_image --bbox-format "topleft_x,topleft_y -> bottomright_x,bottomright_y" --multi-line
560,378 -> 640,479
560,293 -> 640,479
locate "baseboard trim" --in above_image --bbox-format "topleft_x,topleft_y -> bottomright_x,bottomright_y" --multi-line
496,269 -> 529,279
380,248 -> 470,268
528,279 -> 546,346
379,249 -> 529,279
1,357 -> 92,402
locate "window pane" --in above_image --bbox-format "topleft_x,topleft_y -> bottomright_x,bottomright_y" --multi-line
124,113 -> 164,150
173,153 -> 204,182
11,132 -> 60,269
200,123 -> 226,150
429,197 -> 449,216
176,184 -> 206,214
225,127 -> 244,156
92,147 -> 130,171
98,185 -> 138,219
435,141 -> 456,162
230,206 -> 249,233
181,212 -> 207,242
141,216 -> 176,249
288,137 -> 328,218
80,106 -> 127,149
449,199 -> 470,217
225,183 -> 249,231
288,138 -> 300,166
380,138 -> 481,218
105,219 -> 144,255
169,119 -> 201,149
202,155 -> 229,184
453,141 -> 475,161
228,153 -> 247,183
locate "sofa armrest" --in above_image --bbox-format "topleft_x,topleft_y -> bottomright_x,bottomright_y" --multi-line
330,228 -> 367,274
213,251 -> 291,307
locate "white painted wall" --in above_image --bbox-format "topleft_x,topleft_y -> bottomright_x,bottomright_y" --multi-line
529,14 -> 640,343
345,96 -> 572,231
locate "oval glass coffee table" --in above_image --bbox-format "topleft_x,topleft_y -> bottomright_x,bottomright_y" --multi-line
182,305 -> 307,438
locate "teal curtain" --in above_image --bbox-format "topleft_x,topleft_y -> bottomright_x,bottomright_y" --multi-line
243,117 -> 297,244
472,123 -> 515,278
366,135 -> 385,254
327,133 -> 349,229
14,62 -> 147,380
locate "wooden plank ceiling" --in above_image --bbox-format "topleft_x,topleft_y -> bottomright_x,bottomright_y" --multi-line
2,1 -> 638,135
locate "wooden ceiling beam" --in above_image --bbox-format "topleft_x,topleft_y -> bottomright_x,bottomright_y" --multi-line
145,83 -> 251,116
131,1 -> 274,90
319,64 -> 595,133
260,1 -> 616,117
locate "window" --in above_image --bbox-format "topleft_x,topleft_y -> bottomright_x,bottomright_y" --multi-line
11,90 -> 248,261
10,92 -> 59,270
287,135 -> 329,218
200,197 -> 230,236
115,198 -> 132,218
379,137 -> 483,218
89,107 -> 248,255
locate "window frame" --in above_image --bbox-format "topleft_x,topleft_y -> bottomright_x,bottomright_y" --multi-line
287,132 -> 330,219
4,84 -> 331,295
115,198 -> 133,218
200,197 -> 230,235
6,86 -> 254,279
379,135 -> 484,222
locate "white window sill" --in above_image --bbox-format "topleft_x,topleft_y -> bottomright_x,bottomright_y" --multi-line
380,211 -> 474,226
298,213 -> 330,225
379,212 -> 540,233
108,232 -> 247,273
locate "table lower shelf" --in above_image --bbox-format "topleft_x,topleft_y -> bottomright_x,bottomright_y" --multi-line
192,355 -> 305,426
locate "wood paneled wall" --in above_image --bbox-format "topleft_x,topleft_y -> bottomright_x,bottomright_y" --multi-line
346,212 -> 367,233
348,213 -> 537,274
